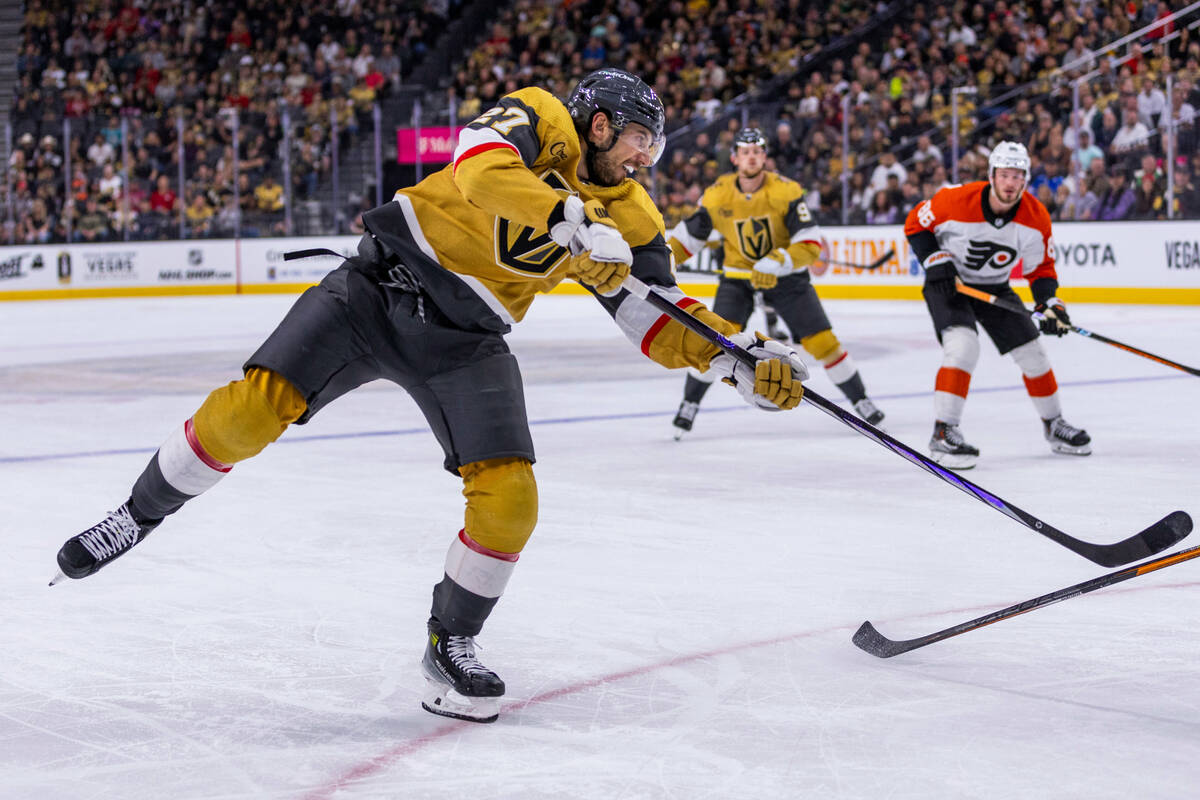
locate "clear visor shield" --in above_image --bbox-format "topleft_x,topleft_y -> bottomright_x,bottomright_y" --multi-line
617,124 -> 666,168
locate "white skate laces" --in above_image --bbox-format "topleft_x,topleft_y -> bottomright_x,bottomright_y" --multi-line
78,505 -> 141,561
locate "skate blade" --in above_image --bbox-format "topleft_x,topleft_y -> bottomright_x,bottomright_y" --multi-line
673,427 -> 687,441
929,450 -> 977,470
421,680 -> 500,724
1049,442 -> 1092,456
48,570 -> 69,587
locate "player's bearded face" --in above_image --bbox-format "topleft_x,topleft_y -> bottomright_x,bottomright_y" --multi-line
991,167 -> 1025,205
589,123 -> 656,186
734,144 -> 767,179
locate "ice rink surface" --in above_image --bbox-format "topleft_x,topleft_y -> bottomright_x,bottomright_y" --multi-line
2,289 -> 1198,799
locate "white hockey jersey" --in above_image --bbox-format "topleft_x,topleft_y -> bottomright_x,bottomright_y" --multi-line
904,181 -> 1057,287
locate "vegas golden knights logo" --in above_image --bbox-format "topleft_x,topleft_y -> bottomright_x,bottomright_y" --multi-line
495,170 -> 571,275
735,216 -> 774,261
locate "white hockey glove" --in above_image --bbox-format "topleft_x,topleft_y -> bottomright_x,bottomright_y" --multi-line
707,331 -> 809,410
750,249 -> 793,290
549,196 -> 632,296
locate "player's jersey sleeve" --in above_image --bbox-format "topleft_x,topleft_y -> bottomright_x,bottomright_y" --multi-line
450,88 -> 574,232
587,181 -> 735,370
779,183 -> 822,268
666,205 -> 714,263
1017,196 -> 1058,290
904,190 -> 949,266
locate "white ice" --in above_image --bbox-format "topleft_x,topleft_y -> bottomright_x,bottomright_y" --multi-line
2,289 -> 1198,800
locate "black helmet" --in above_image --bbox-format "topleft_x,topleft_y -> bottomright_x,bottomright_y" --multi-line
732,127 -> 768,152
567,68 -> 666,165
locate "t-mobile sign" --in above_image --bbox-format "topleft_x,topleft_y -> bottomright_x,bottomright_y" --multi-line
395,127 -> 462,164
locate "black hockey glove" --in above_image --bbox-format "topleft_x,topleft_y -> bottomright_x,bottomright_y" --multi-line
1034,298 -> 1072,337
921,251 -> 958,299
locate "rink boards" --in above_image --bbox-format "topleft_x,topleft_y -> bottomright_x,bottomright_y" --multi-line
2,220 -> 1199,304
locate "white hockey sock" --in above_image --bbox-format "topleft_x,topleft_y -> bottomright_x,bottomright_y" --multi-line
443,529 -> 518,602
1009,340 -> 1062,420
157,418 -> 232,496
933,327 -> 979,426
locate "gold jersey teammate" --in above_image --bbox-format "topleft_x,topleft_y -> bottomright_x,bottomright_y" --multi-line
668,127 -> 886,438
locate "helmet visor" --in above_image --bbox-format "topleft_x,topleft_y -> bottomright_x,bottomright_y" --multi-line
616,122 -> 666,168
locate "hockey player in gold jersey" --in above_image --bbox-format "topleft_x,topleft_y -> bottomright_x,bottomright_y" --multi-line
50,69 -> 810,724
668,127 -> 886,438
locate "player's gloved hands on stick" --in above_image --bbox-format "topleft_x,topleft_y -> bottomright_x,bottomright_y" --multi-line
750,250 -> 791,290
549,196 -> 632,297
921,252 -> 958,299
549,196 -> 631,262
1034,297 -> 1072,337
568,253 -> 629,296
707,331 -> 809,410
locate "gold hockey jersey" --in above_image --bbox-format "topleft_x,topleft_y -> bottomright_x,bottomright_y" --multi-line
360,86 -> 734,371
667,172 -> 823,280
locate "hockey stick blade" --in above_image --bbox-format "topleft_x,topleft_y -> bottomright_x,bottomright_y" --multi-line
853,544 -> 1200,658
622,275 -> 1192,566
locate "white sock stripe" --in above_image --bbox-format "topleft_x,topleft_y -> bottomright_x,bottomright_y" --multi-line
157,423 -> 231,497
933,391 -> 967,426
823,350 -> 858,384
443,535 -> 516,599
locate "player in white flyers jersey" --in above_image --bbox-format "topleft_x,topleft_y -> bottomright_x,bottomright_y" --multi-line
904,141 -> 1091,469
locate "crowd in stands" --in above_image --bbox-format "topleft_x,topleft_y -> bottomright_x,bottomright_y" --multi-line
637,0 -> 1200,228
6,0 -> 1200,246
7,0 -> 456,243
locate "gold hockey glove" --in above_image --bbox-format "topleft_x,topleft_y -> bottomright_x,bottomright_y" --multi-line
568,252 -> 630,296
750,250 -> 792,290
707,331 -> 808,410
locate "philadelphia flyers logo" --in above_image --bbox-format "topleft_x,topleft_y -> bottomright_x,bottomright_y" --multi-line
735,216 -> 774,261
963,240 -> 1018,272
495,170 -> 572,275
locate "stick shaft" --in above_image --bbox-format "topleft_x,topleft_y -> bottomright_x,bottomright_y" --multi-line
624,275 -> 1189,567
855,545 -> 1200,657
954,281 -> 1200,376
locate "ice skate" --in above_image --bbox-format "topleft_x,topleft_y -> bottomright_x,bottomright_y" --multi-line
672,400 -> 699,440
853,397 -> 886,428
1043,416 -> 1091,456
51,502 -> 161,585
421,617 -> 504,723
929,421 -> 979,470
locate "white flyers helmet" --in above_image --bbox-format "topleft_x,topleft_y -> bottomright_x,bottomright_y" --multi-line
988,141 -> 1030,184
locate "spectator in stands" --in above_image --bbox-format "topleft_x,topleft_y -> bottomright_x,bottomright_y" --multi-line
866,189 -> 900,225
97,163 -> 123,201
149,175 -> 178,215
254,174 -> 285,213
1136,74 -> 1168,130
1095,169 -> 1135,220
185,191 -> 216,237
74,196 -> 112,242
1175,161 -> 1200,217
1111,108 -> 1152,154
869,151 -> 907,196
1072,129 -> 1104,175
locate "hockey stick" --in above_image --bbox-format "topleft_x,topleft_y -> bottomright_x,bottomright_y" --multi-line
853,544 -> 1200,658
623,275 -> 1191,567
955,281 -> 1200,377
821,248 -> 895,270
